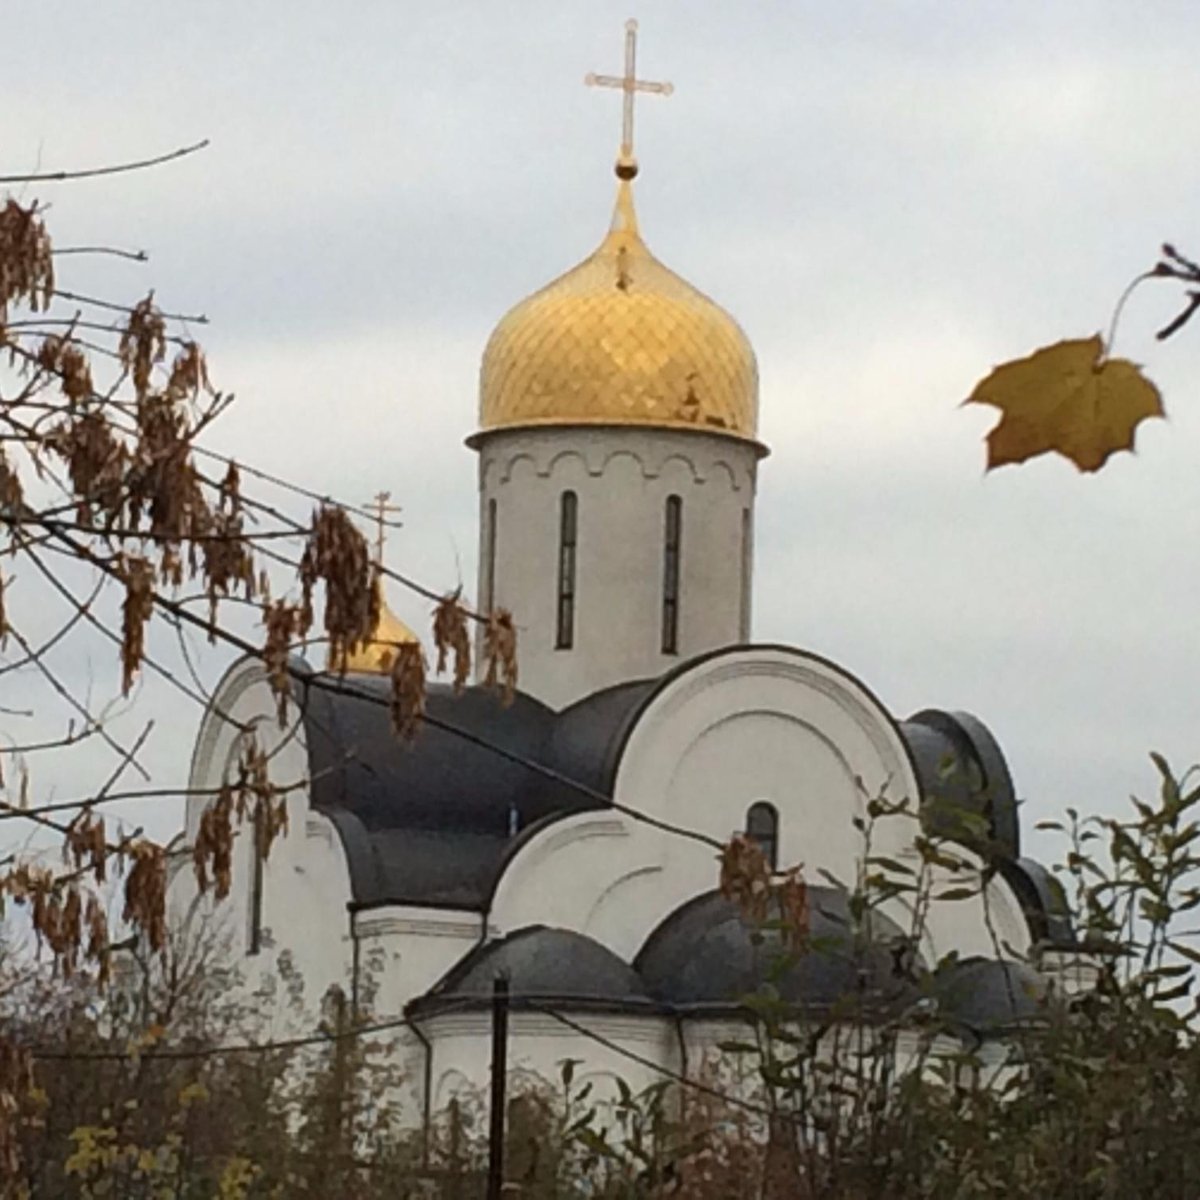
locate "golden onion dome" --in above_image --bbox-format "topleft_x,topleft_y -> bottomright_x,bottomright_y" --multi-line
476,178 -> 760,445
328,580 -> 420,675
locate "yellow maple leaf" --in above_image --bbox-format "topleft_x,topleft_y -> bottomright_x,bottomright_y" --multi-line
964,335 -> 1164,472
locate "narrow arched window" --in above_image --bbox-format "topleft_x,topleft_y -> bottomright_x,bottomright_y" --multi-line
661,495 -> 682,654
739,507 -> 752,641
484,498 -> 498,613
746,801 -> 779,869
248,834 -> 265,954
556,491 -> 577,649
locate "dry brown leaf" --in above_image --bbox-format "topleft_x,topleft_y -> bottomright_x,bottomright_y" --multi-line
117,554 -> 155,695
37,335 -> 93,404
122,840 -> 167,952
262,600 -> 306,723
65,811 -> 108,884
300,505 -> 376,666
481,608 -> 517,705
0,448 -> 22,513
965,335 -> 1164,473
0,199 -> 53,323
776,867 -> 810,955
389,640 -> 427,740
194,784 -> 235,900
118,294 -> 166,398
85,894 -> 110,986
718,834 -> 772,925
165,340 -> 211,403
432,592 -> 471,692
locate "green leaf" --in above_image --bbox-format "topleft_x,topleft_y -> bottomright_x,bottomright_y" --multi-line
559,1056 -> 581,1090
935,887 -> 978,902
866,855 -> 916,876
1168,939 -> 1200,966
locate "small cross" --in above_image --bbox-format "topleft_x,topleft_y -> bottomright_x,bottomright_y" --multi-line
365,490 -> 403,568
585,18 -> 673,177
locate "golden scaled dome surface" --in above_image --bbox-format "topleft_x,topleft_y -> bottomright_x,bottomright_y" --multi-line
478,181 -> 759,442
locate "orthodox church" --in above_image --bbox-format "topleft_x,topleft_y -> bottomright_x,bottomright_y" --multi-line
169,25 -> 1077,1118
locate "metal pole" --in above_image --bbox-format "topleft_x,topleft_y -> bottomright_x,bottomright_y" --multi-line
486,975 -> 510,1200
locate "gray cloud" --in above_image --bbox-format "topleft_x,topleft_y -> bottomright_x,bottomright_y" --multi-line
5,0 -> 1200,866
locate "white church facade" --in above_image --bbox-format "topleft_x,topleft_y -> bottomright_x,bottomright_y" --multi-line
169,27 -> 1076,1122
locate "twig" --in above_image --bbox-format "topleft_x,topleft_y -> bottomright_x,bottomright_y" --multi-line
0,139 -> 210,184
3,624 -> 151,782
52,246 -> 148,263
51,289 -> 208,326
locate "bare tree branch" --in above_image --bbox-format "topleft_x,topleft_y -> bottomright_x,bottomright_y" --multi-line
0,139 -> 209,184
51,245 -> 148,262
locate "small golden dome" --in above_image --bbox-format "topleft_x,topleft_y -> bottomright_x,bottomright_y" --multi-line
328,582 -> 420,675
476,179 -> 759,444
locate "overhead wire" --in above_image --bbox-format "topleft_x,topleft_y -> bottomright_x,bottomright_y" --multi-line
524,1001 -> 790,1126
31,1012 -> 414,1062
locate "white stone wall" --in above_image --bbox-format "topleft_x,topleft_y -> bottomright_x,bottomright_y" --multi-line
473,426 -> 760,709
352,908 -> 489,1012
414,1010 -> 678,1116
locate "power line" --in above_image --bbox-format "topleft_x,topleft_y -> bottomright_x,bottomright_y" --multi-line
29,990 -> 781,1130
31,1013 -> 413,1062
524,1001 -> 787,1127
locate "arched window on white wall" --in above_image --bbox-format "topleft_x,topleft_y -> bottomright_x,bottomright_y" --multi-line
248,826 -> 265,955
746,801 -> 779,869
739,506 -> 752,641
661,495 -> 682,654
484,498 -> 498,613
222,726 -> 267,955
556,490 -> 578,650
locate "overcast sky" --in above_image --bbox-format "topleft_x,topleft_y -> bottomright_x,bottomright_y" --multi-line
5,0 -> 1200,862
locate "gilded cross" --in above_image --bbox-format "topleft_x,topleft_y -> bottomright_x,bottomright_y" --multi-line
585,18 -> 673,176
365,490 -> 403,568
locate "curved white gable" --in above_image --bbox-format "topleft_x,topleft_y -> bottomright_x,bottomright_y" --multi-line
488,646 -> 1030,964
173,657 -> 358,1004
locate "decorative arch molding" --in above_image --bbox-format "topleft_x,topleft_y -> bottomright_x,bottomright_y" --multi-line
432,1067 -> 476,1113
583,864 -> 664,932
707,458 -> 743,492
488,812 -> 631,931
185,654 -> 317,855
610,645 -> 925,836
188,656 -> 270,794
480,428 -> 756,492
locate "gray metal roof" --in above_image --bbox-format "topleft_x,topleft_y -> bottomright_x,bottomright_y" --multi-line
634,887 -> 920,1015
294,670 -> 651,910
901,709 -> 1019,858
932,958 -> 1048,1032
410,925 -> 657,1016
406,901 -> 1050,1036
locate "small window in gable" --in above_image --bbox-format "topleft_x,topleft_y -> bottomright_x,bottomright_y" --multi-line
746,801 -> 779,869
